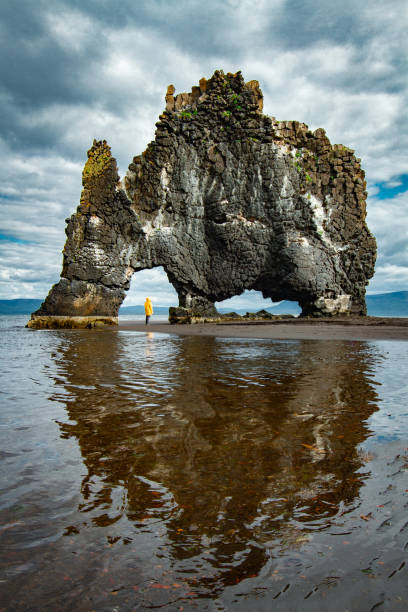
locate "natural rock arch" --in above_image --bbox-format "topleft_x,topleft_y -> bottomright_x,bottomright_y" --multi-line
29,70 -> 376,328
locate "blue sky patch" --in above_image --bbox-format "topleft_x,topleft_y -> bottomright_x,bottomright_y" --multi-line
375,174 -> 408,200
0,233 -> 33,244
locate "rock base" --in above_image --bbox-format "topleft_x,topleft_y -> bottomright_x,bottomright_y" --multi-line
168,307 -> 296,324
168,307 -> 205,324
26,315 -> 118,329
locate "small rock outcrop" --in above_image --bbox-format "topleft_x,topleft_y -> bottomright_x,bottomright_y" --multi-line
28,70 -> 376,328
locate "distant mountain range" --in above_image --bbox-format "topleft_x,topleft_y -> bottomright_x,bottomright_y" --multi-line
365,291 -> 408,317
0,300 -> 171,315
0,299 -> 45,314
2,291 -> 408,317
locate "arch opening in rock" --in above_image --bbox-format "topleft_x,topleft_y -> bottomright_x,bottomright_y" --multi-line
120,266 -> 178,314
28,70 -> 376,329
216,290 -> 301,317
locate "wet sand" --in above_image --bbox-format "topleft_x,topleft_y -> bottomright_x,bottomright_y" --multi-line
119,317 -> 408,341
3,316 -> 408,609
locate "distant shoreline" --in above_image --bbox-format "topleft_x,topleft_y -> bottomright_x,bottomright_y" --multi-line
118,317 -> 408,341
2,290 -> 408,317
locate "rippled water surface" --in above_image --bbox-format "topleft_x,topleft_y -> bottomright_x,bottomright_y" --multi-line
0,316 -> 407,611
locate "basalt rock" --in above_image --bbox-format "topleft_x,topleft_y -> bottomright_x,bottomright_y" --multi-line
28,70 -> 376,328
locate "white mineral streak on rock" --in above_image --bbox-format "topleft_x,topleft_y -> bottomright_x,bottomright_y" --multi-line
257,165 -> 262,187
141,208 -> 175,238
276,144 -> 291,158
314,294 -> 351,314
308,193 -> 326,233
288,231 -> 310,248
125,265 -> 133,281
304,193 -> 348,253
142,210 -> 164,237
120,245 -> 134,266
280,174 -> 294,198
87,243 -> 106,263
89,215 -> 101,226
187,168 -> 202,206
158,226 -> 174,234
141,219 -> 155,238
160,167 -> 170,191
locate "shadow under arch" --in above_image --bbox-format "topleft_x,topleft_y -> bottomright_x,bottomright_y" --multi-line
52,331 -> 382,594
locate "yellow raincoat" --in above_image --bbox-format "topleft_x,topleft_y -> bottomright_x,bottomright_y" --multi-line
144,298 -> 153,316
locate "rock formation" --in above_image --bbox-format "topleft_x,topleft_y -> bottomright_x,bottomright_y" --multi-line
28,70 -> 376,328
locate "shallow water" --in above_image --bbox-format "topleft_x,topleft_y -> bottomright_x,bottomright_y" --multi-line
0,316 -> 407,611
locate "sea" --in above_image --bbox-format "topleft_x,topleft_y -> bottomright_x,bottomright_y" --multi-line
0,314 -> 407,611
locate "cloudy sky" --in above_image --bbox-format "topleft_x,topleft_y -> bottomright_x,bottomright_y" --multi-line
0,0 -> 407,309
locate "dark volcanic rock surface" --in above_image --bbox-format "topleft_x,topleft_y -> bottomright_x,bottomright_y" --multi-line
31,70 -> 376,326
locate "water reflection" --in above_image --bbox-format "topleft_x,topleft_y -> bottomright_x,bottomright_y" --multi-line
52,331 -> 380,594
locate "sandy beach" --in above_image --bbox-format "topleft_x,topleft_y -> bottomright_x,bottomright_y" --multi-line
119,317 -> 408,341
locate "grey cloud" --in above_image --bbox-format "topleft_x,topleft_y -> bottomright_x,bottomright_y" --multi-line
64,0 -> 237,57
265,0 -> 407,54
0,10 -> 89,108
0,240 -> 62,299
367,194 -> 408,258
270,2 -> 358,48
366,192 -> 408,292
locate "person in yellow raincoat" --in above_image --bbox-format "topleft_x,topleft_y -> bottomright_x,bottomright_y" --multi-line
144,297 -> 153,325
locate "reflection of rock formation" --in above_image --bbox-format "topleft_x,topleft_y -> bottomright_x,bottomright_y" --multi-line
30,70 -> 376,328
54,333 -> 379,588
